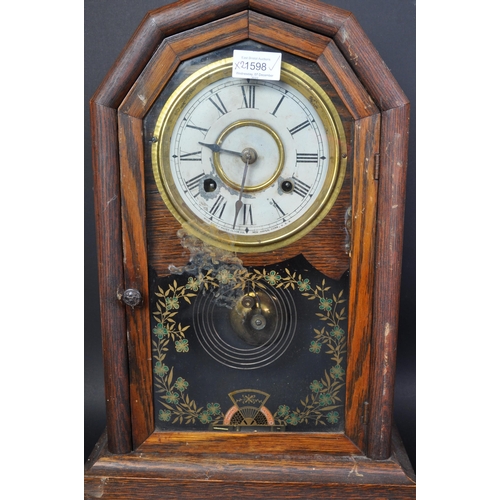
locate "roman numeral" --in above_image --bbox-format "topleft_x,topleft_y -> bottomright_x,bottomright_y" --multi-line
289,120 -> 310,136
185,173 -> 204,197
241,85 -> 256,108
292,176 -> 311,198
296,152 -> 319,164
271,95 -> 285,116
179,151 -> 202,161
208,94 -> 228,116
271,199 -> 286,217
209,195 -> 227,218
243,204 -> 254,226
186,120 -> 209,135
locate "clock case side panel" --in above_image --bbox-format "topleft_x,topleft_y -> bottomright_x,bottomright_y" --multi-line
117,113 -> 154,449
330,15 -> 410,461
315,39 -> 381,453
367,104 -> 410,460
89,102 -> 133,455
344,114 -> 380,452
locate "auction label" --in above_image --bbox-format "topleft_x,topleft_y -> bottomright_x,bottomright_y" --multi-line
232,50 -> 282,81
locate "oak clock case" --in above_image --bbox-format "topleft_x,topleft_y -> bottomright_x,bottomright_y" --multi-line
85,1 -> 414,498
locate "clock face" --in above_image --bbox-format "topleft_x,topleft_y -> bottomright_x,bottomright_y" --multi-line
152,58 -> 346,253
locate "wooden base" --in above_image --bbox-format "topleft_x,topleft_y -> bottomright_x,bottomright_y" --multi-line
85,428 -> 415,499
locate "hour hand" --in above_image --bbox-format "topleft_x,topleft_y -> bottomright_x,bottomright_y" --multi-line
199,142 -> 243,158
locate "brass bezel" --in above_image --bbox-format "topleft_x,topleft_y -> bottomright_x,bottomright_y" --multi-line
214,120 -> 285,193
152,58 -> 347,253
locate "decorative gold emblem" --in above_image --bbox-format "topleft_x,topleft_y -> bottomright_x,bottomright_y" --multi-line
223,389 -> 274,426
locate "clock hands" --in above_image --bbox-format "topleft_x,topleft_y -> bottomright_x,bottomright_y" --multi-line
233,154 -> 250,229
199,142 -> 243,158
199,141 -> 258,228
232,147 -> 258,228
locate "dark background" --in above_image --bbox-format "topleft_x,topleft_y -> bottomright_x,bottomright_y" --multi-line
85,0 -> 416,471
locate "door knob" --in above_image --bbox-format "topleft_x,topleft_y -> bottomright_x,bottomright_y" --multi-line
121,288 -> 142,308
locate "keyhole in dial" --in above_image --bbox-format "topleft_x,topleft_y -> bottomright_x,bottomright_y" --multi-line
204,178 -> 217,192
281,180 -> 294,193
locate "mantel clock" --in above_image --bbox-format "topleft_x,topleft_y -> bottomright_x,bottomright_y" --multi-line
85,0 -> 415,498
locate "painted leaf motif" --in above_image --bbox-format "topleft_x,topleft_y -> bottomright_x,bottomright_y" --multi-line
321,405 -> 339,412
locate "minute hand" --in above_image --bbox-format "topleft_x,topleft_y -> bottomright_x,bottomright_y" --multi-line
199,142 -> 243,158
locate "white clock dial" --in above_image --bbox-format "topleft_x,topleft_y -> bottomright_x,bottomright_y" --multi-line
152,59 -> 346,253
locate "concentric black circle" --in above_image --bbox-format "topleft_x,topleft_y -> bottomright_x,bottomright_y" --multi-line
193,281 -> 296,370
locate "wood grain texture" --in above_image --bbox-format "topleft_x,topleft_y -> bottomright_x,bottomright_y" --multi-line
249,0 -> 351,37
333,15 -> 409,111
117,113 -> 154,448
92,1 -> 249,109
90,102 -> 132,454
85,428 -> 415,499
344,114 -> 380,451
118,40 -> 179,119
249,10 -> 330,60
368,104 -> 410,460
144,170 -> 352,281
251,3 -> 409,112
167,10 -> 249,60
92,16 -> 163,108
149,0 -> 250,35
317,41 -> 378,120
138,431 -> 360,455
85,479 -> 415,500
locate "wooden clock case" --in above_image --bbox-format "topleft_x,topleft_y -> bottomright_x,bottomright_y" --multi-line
85,0 -> 415,497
